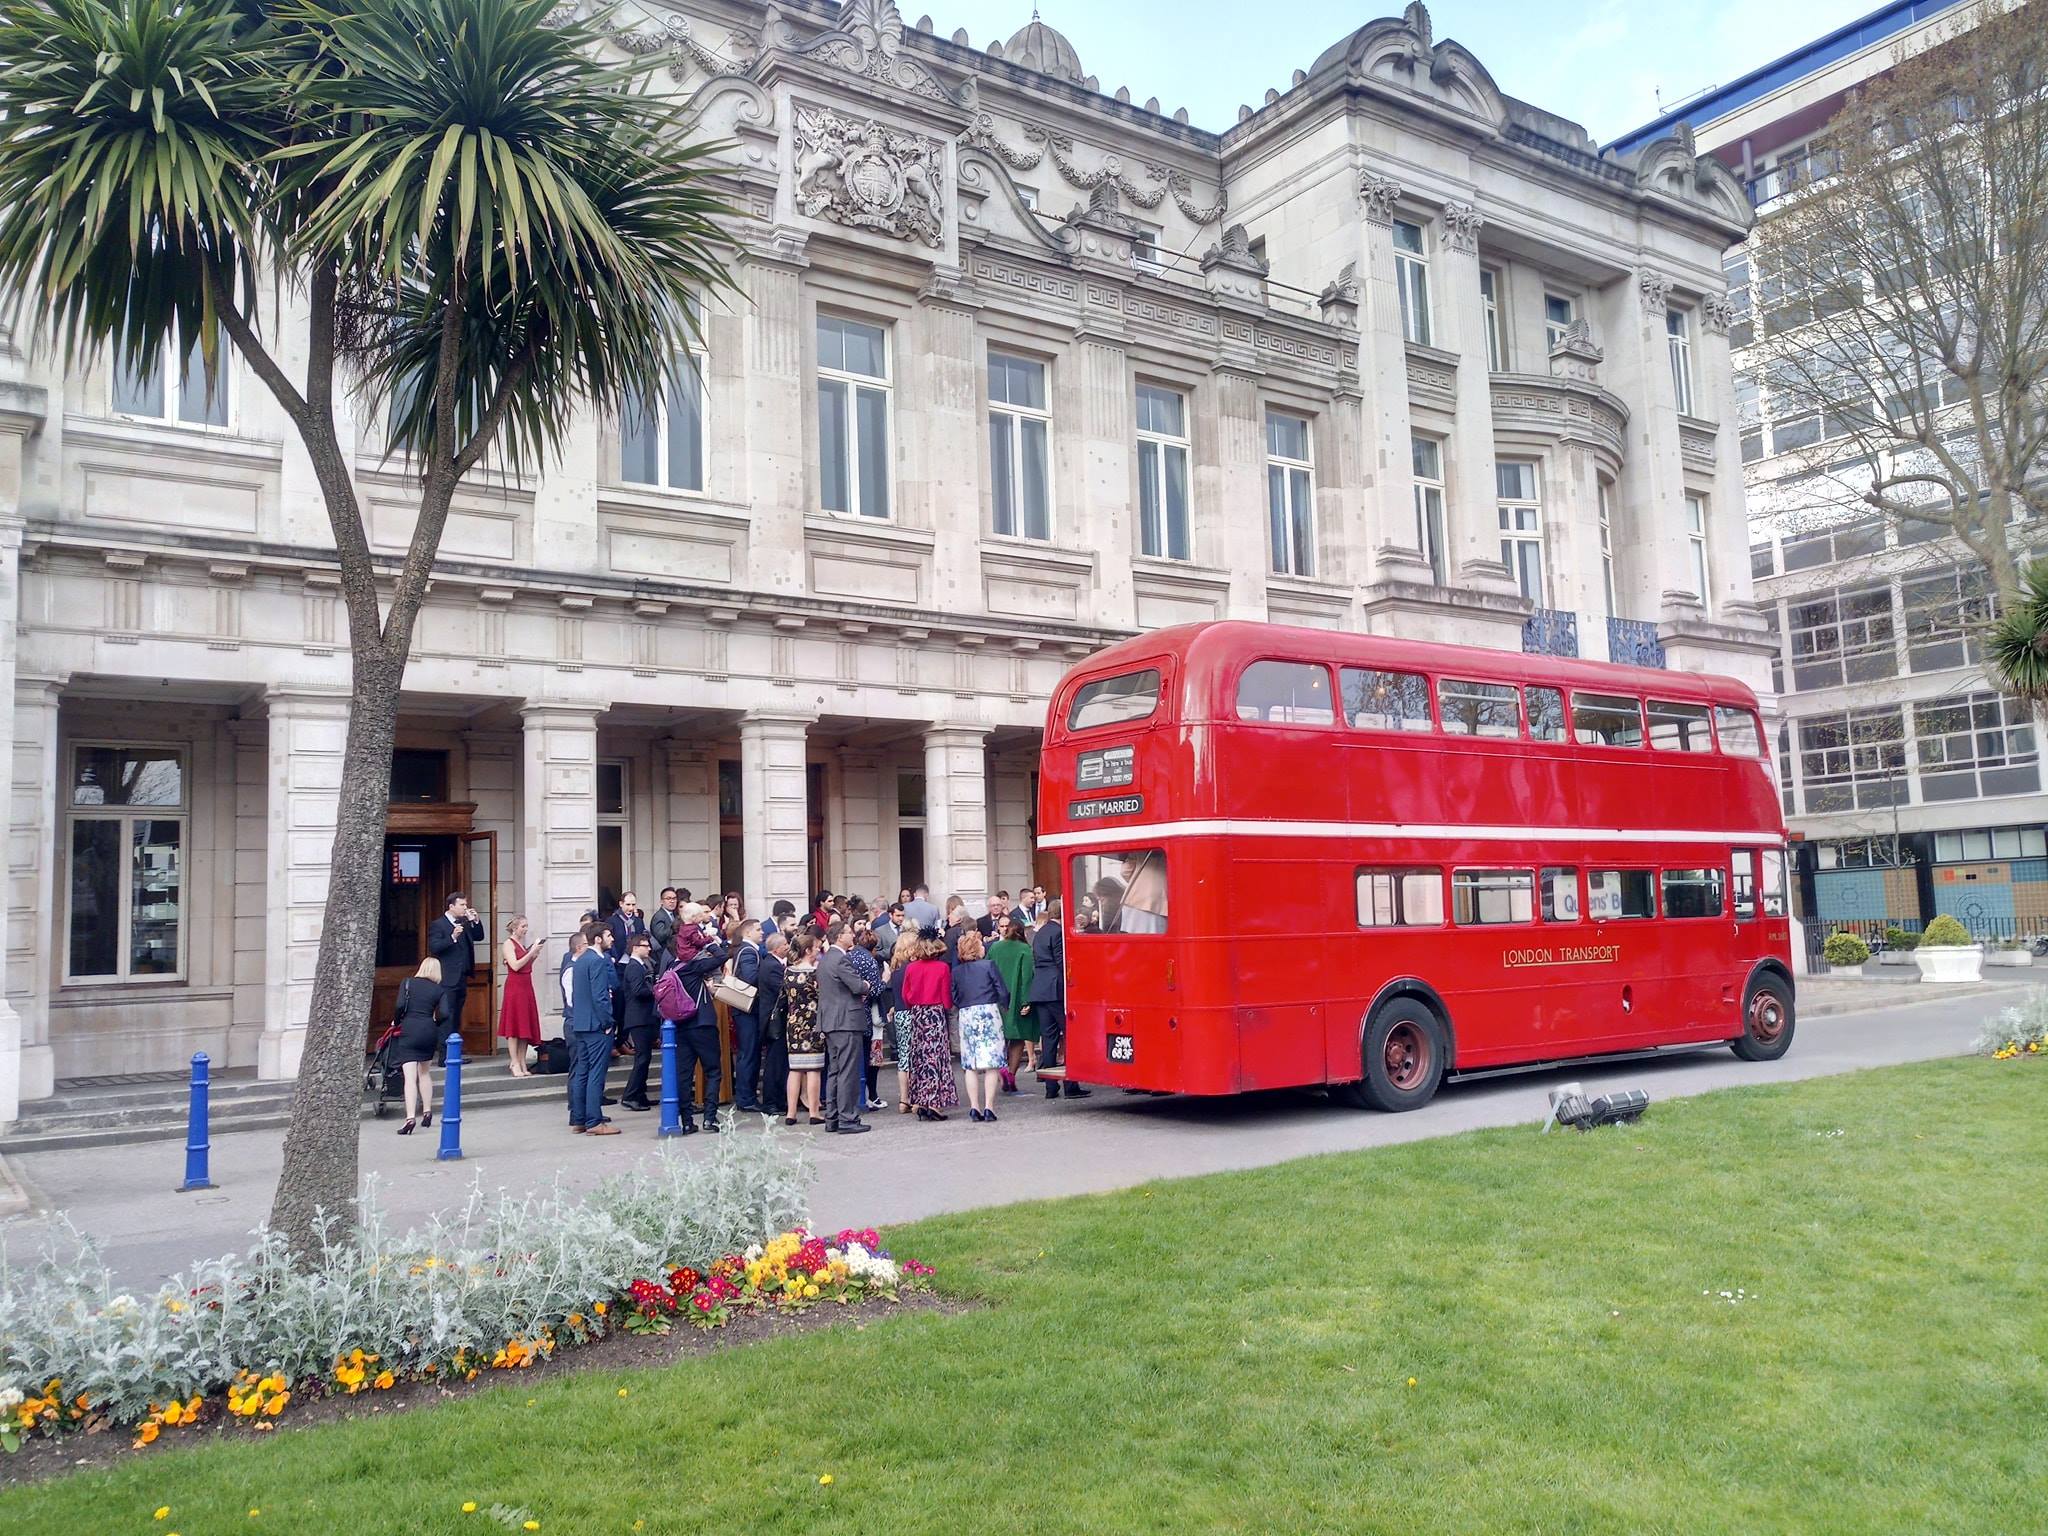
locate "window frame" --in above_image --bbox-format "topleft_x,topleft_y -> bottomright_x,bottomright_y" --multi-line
1713,706 -> 1767,759
619,310 -> 709,495
1660,866 -> 1727,920
1587,867 -> 1657,921
988,347 -> 1054,542
1234,660 -> 1337,727
1451,867 -> 1536,927
1135,383 -> 1191,562
1684,493 -> 1711,610
1265,408 -> 1316,578
1572,692 -> 1645,749
63,741 -> 190,986
1543,291 -> 1576,351
110,322 -> 233,433
1525,685 -> 1568,744
1666,306 -> 1696,416
1412,434 -> 1447,587
1341,667 -> 1436,734
1598,478 -> 1617,617
1645,698 -> 1715,754
1070,847 -> 1170,937
1356,866 -> 1448,929
1479,266 -> 1505,371
1496,460 -> 1544,603
1438,677 -> 1522,740
815,312 -> 893,520
1540,866 -> 1583,923
1392,219 -> 1433,346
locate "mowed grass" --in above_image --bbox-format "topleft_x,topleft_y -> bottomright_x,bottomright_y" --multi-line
7,1059 -> 2045,1535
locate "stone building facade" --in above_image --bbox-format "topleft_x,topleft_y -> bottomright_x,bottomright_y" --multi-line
0,0 -> 1762,1121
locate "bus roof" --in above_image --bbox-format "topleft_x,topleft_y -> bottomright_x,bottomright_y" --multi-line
1065,621 -> 1764,719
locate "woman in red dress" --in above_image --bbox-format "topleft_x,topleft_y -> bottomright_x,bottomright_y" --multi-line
498,915 -> 544,1077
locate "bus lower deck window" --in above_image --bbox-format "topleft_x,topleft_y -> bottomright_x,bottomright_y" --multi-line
1072,849 -> 1168,933
1588,869 -> 1656,919
1540,867 -> 1582,921
1452,869 -> 1534,925
1573,693 -> 1644,748
1357,867 -> 1445,927
1662,867 -> 1726,918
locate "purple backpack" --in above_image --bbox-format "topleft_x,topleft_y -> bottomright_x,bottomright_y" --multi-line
654,964 -> 697,1023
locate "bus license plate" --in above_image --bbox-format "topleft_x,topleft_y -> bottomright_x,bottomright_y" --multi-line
1107,1032 -> 1135,1064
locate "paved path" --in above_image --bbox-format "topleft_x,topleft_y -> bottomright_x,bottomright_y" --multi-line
1,982 -> 2021,1288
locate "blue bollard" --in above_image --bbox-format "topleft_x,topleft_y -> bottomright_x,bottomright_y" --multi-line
658,1020 -> 683,1138
437,1033 -> 464,1161
177,1051 -> 215,1191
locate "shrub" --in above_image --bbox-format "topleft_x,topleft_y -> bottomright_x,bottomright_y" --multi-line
1920,915 -> 1973,947
1823,931 -> 1872,966
1974,988 -> 2048,1058
0,1126 -> 810,1431
1883,926 -> 1921,951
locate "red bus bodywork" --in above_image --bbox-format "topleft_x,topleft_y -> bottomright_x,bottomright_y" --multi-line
1038,621 -> 1794,1104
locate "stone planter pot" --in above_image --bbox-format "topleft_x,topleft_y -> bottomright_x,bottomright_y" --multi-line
1877,949 -> 1919,967
1829,963 -> 1866,977
1913,945 -> 1984,983
1983,949 -> 2034,968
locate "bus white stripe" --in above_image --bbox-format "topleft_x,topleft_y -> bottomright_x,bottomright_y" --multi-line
1036,819 -> 1788,850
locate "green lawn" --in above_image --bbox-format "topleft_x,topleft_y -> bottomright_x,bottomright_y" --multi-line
7,1059 -> 2045,1534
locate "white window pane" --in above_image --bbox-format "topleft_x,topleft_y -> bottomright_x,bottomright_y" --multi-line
1138,440 -> 1161,556
1411,436 -> 1440,478
816,316 -> 845,372
855,385 -> 889,517
991,414 -> 1015,536
129,818 -> 181,975
1290,466 -> 1313,576
178,337 -> 227,427
1496,462 -> 1536,500
621,387 -> 660,484
1267,464 -> 1288,573
818,380 -> 850,513
1164,444 -> 1189,561
1021,416 -> 1050,539
113,351 -> 165,418
1266,411 -> 1308,462
1393,220 -> 1424,254
668,367 -> 704,491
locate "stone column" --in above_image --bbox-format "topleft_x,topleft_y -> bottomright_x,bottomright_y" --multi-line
912,280 -> 984,611
1602,269 -> 1697,625
1356,173 -> 1428,576
520,702 -> 601,952
260,688 -> 352,1080
660,741 -> 716,900
1204,367 -> 1271,616
0,385 -> 43,1122
738,241 -> 811,596
836,750 -> 884,904
989,754 -> 1035,898
4,675 -> 60,1116
1696,298 -> 1751,617
924,725 -> 990,913
1435,202 -> 1518,596
1073,328 -> 1137,626
739,709 -> 815,920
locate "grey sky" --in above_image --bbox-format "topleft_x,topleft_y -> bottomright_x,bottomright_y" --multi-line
928,0 -> 1884,144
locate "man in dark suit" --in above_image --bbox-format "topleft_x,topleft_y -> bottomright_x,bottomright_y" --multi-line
566,924 -> 618,1135
756,932 -> 790,1115
607,893 -> 649,968
817,920 -> 873,1134
615,934 -> 660,1110
975,891 -> 1012,940
730,918 -> 768,1113
427,893 -> 487,1046
1026,904 -> 1089,1099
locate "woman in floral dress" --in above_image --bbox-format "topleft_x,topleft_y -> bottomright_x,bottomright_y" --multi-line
897,927 -> 958,1120
781,932 -> 825,1126
950,929 -> 1011,1123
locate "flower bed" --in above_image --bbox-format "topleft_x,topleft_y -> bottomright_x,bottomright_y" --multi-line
1,1128 -> 930,1459
1976,988 -> 2048,1060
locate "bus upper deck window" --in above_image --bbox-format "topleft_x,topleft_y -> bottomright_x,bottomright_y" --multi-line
1572,692 -> 1643,748
1440,678 -> 1520,739
1341,668 -> 1433,732
1236,661 -> 1335,725
1525,686 -> 1567,743
1068,669 -> 1161,731
1647,699 -> 1714,753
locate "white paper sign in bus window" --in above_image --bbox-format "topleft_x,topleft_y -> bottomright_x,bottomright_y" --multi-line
1586,870 -> 1623,920
1076,744 -> 1136,790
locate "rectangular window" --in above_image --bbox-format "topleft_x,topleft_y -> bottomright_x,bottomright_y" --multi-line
1797,707 -> 1906,814
1598,479 -> 1617,616
1759,849 -> 1788,917
1714,706 -> 1766,758
66,745 -> 187,982
1902,565 -> 1995,674
1540,867 -> 1582,922
620,338 -> 706,493
1453,869 -> 1534,926
1136,385 -> 1190,561
1393,220 -> 1432,346
1646,699 -> 1713,753
1662,867 -> 1726,918
1480,267 -> 1505,371
1788,585 -> 1897,690
1587,868 -> 1656,920
1913,692 -> 2040,802
1543,292 -> 1575,350
1066,669 -> 1162,732
1265,410 -> 1315,577
1412,435 -> 1447,586
1685,494 -> 1710,609
1439,678 -> 1519,739
1341,668 -> 1433,732
1667,307 -> 1695,416
1236,661 -> 1335,726
817,314 -> 890,519
1356,867 -> 1446,928
1525,686 -> 1567,744
112,325 -> 229,429
1572,692 -> 1642,748
1072,848 -> 1168,935
989,350 -> 1051,541
1496,461 -> 1543,602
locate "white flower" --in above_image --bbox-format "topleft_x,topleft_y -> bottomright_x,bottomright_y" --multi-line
0,1386 -> 23,1412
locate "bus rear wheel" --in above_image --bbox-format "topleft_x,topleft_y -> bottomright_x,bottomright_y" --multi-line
1340,999 -> 1446,1112
1732,974 -> 1795,1062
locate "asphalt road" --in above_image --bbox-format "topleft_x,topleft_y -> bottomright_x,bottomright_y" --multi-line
0,983 -> 2016,1289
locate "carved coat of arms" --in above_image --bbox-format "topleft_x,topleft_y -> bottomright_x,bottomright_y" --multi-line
793,104 -> 945,249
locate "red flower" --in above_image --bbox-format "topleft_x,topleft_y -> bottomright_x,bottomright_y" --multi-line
670,1266 -> 701,1292
692,1294 -> 713,1312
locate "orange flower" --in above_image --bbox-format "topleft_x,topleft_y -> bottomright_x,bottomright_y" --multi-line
373,1371 -> 395,1391
135,1421 -> 161,1446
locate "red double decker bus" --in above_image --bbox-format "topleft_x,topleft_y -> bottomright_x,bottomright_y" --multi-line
1038,621 -> 1794,1110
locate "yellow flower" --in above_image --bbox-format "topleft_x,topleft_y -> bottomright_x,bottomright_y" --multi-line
264,1392 -> 290,1415
804,1284 -> 820,1299
156,1510 -> 172,1521
1406,1377 -> 1418,1388
248,1511 -> 261,1519
461,1502 -> 478,1514
374,1371 -> 395,1391
524,1524 -> 540,1532
819,1473 -> 835,1485
135,1422 -> 161,1446
594,1302 -> 607,1316
618,1388 -> 629,1398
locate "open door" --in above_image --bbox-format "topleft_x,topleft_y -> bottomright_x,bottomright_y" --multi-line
461,829 -> 499,1059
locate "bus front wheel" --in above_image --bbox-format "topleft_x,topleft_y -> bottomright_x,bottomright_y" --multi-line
1731,974 -> 1795,1062
1338,999 -> 1446,1112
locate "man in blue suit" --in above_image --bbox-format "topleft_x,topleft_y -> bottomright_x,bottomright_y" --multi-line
567,922 -> 619,1136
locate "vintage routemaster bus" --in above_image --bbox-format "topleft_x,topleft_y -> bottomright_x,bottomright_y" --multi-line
1037,621 -> 1795,1110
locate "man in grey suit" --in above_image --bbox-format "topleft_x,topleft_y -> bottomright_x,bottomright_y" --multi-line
816,920 -> 873,1135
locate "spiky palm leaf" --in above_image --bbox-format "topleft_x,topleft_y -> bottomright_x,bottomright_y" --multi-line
1988,560 -> 2048,702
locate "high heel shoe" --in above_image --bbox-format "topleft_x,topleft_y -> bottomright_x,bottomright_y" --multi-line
420,1110 -> 433,1129
784,1115 -> 798,1127
397,1118 -> 416,1136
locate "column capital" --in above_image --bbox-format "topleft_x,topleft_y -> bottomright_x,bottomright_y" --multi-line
262,685 -> 352,717
519,698 -> 604,723
739,706 -> 819,731
924,723 -> 990,746
15,671 -> 67,703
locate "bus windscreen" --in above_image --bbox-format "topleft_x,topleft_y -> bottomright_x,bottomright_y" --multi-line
1067,669 -> 1161,731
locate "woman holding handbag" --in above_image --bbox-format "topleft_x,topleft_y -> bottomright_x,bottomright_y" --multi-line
391,956 -> 450,1136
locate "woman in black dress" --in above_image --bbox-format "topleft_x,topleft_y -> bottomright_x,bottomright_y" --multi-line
392,955 -> 450,1136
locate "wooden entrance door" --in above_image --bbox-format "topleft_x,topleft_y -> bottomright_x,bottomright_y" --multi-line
459,828 -> 498,1057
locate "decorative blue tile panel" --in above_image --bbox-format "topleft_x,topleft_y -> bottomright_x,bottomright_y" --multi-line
1607,617 -> 1666,668
1815,869 -> 1888,924
1934,882 -> 2016,929
1522,607 -> 1578,658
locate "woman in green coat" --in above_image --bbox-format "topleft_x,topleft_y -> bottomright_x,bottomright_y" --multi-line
988,916 -> 1038,1091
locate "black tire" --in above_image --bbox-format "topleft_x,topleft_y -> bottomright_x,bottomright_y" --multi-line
1337,997 -> 1447,1112
1732,973 -> 1795,1062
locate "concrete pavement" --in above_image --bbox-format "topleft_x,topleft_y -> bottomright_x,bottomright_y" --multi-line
1,980 -> 2022,1288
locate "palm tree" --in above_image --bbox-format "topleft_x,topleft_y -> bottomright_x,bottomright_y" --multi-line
0,0 -> 733,1254
1988,560 -> 2048,705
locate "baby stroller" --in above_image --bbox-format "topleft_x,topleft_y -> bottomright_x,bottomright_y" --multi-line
365,1022 -> 405,1119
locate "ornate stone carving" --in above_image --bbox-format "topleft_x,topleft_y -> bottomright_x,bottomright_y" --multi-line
1700,293 -> 1736,336
798,0 -> 954,103
569,3 -> 759,81
1358,172 -> 1401,226
794,105 -> 945,248
1637,268 -> 1675,315
959,111 -> 1042,170
1318,261 -> 1360,327
1440,200 -> 1482,254
1548,318 -> 1603,382
1201,224 -> 1268,275
1165,169 -> 1227,225
1024,124 -> 1168,209
1061,181 -> 1145,238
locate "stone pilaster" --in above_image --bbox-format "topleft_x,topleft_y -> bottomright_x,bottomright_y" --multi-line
260,688 -> 351,1081
3,674 -> 59,1117
1602,269 -> 1696,624
1357,173 -> 1427,578
923,725 -> 990,914
739,242 -> 810,596
1434,204 -> 1518,596
520,702 -> 601,952
1074,331 -> 1136,626
1694,303 -> 1749,619
836,750 -> 884,903
989,754 -> 1035,898
911,284 -> 983,611
660,741 -> 716,900
739,709 -> 815,920
1204,368 -> 1270,616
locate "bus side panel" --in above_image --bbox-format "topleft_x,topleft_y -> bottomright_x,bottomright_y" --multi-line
1215,841 -> 1334,1092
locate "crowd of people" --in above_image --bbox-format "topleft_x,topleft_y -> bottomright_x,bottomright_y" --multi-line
383,884 -> 1087,1140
